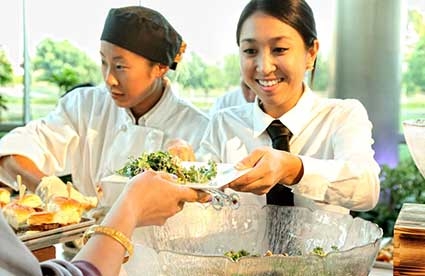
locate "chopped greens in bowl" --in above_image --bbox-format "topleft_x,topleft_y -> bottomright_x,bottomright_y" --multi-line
116,151 -> 217,184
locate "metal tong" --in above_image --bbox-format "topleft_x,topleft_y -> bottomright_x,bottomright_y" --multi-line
203,188 -> 240,210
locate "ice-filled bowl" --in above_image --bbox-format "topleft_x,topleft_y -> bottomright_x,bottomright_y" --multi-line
403,119 -> 425,179
135,204 -> 382,276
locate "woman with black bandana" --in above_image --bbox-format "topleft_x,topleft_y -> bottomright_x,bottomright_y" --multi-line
0,6 -> 208,203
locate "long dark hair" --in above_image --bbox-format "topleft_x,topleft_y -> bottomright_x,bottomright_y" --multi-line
236,0 -> 318,85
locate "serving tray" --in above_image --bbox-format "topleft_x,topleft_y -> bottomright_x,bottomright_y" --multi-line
19,217 -> 95,250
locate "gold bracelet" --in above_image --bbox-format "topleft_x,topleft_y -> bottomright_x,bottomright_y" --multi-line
83,224 -> 134,263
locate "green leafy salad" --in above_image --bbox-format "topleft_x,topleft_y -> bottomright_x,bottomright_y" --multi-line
224,249 -> 258,261
224,246 -> 339,262
116,151 -> 218,184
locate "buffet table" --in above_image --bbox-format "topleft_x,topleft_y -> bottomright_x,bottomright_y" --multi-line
370,267 -> 393,276
32,245 -> 56,262
52,243 -> 394,276
52,242 -> 393,275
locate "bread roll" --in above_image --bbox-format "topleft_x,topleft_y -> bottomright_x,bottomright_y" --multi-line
17,193 -> 43,208
2,202 -> 35,230
38,176 -> 98,210
26,211 -> 62,231
0,188 -> 11,208
47,196 -> 84,224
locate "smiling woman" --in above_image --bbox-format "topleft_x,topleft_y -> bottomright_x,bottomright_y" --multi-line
196,0 -> 380,215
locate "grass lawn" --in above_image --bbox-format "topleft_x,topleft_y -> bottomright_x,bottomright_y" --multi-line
400,94 -> 425,130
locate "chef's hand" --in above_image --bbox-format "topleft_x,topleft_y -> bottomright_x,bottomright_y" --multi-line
116,170 -> 210,227
166,139 -> 196,161
227,147 -> 304,195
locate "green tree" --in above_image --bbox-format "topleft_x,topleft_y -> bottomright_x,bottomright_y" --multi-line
409,10 -> 425,37
0,49 -> 13,116
0,49 -> 13,86
168,52 -> 210,93
403,11 -> 425,95
32,38 -> 102,93
168,52 -> 240,95
204,65 -> 224,91
184,52 -> 209,90
403,36 -> 425,95
221,54 -> 240,89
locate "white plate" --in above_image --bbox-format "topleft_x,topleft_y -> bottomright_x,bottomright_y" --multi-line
101,162 -> 252,191
180,162 -> 252,190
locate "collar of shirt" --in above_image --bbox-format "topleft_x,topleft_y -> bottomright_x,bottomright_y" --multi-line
123,77 -> 179,126
252,84 -> 318,139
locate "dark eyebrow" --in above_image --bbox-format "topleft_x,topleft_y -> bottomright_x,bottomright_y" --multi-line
240,38 -> 256,44
240,35 -> 293,44
99,51 -> 126,61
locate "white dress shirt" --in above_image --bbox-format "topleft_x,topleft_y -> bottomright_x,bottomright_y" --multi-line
209,87 -> 248,116
197,86 -> 380,214
0,78 -> 209,197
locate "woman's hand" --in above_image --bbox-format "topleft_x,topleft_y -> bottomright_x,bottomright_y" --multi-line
227,147 -> 304,195
74,171 -> 210,276
119,171 -> 209,227
166,139 -> 196,161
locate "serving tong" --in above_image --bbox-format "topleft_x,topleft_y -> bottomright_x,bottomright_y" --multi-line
192,166 -> 252,211
203,189 -> 240,210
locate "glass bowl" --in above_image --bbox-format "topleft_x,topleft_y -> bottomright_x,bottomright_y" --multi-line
403,119 -> 425,179
135,204 -> 382,276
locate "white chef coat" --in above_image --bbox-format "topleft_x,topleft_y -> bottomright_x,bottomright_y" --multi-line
209,87 -> 248,116
197,85 -> 380,214
0,78 -> 209,197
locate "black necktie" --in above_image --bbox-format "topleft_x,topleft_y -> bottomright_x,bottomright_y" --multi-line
266,120 -> 294,206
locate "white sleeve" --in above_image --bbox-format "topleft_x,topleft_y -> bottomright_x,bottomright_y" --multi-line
0,95 -> 80,188
293,100 -> 380,212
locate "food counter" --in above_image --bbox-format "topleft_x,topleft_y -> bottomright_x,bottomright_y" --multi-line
370,267 -> 393,276
52,242 -> 394,275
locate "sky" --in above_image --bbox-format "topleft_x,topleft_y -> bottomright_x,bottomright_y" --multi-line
0,0 -> 336,73
1,0 -> 423,74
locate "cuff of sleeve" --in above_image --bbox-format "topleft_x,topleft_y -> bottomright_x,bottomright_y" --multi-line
72,260 -> 102,276
291,156 -> 329,201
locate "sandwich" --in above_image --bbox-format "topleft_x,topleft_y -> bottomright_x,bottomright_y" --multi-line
46,196 -> 84,225
16,193 -> 43,209
26,196 -> 85,231
2,202 -> 36,230
0,188 -> 11,208
2,186 -> 43,230
38,176 -> 98,210
26,211 -> 61,231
